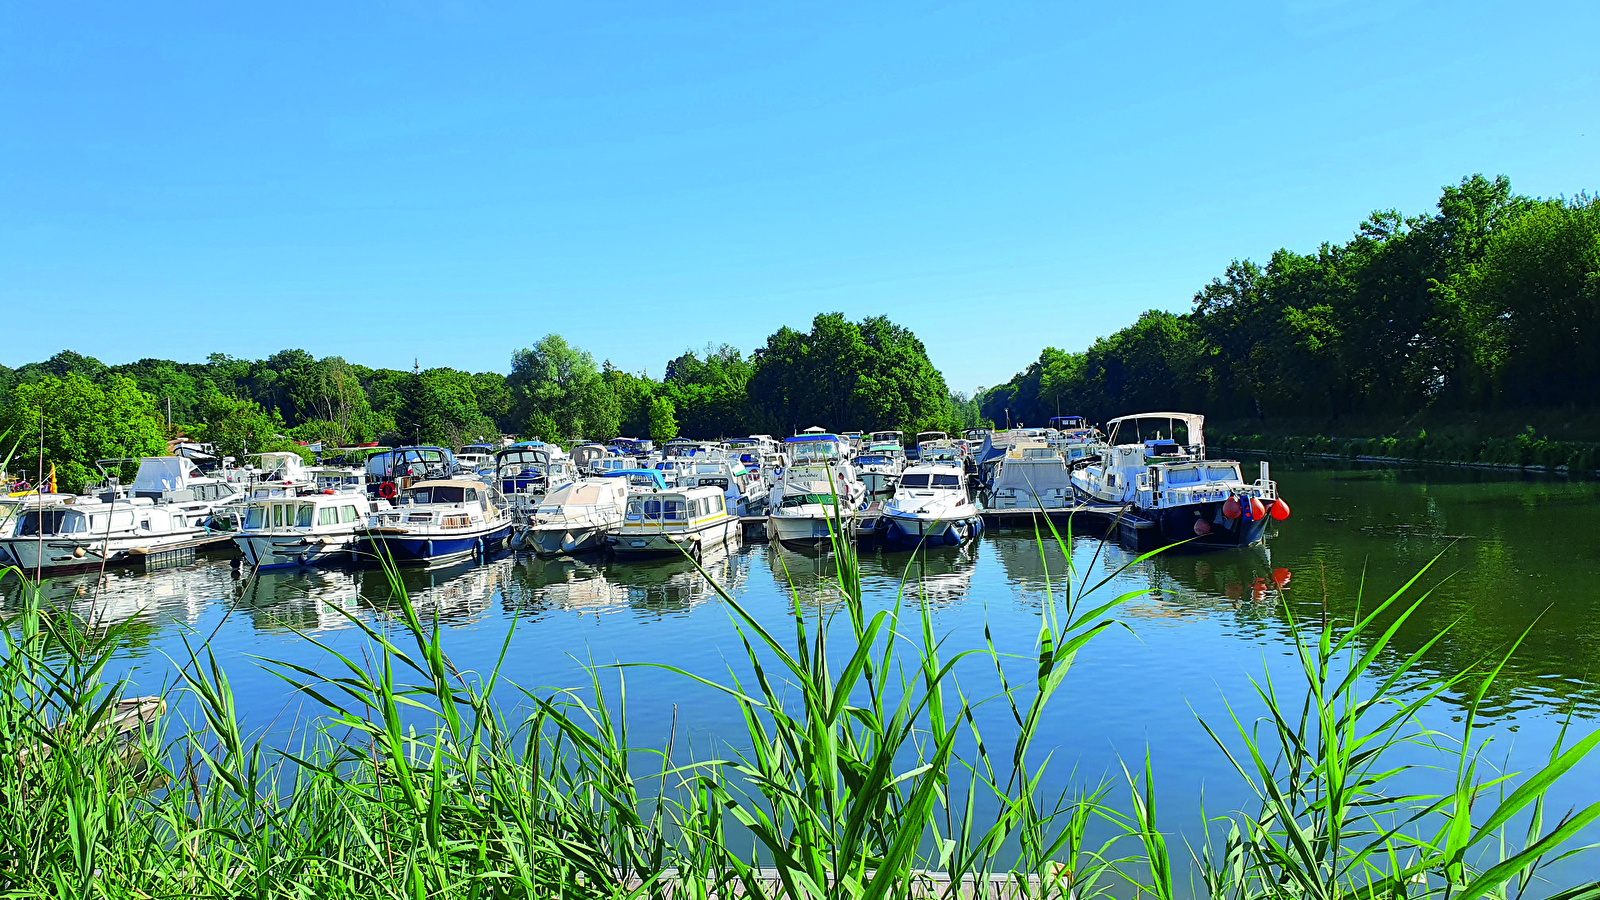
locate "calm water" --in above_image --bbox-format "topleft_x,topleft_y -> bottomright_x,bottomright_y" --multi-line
6,456 -> 1600,887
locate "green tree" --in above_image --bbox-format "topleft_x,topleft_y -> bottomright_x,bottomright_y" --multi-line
0,373 -> 167,493
649,395 -> 678,442
188,393 -> 306,464
508,335 -> 609,439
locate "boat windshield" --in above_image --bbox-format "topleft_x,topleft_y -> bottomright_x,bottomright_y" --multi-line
857,455 -> 893,466
244,506 -> 267,530
932,474 -> 961,488
1207,464 -> 1240,481
17,510 -> 81,535
901,474 -> 929,488
788,442 -> 838,463
780,493 -> 839,509
408,486 -> 476,504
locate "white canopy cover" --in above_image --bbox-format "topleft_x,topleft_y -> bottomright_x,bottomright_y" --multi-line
131,456 -> 197,494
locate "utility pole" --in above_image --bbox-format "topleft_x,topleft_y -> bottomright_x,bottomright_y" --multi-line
166,396 -> 172,427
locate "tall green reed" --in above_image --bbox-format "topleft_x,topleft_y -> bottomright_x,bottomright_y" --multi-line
0,502 -> 1595,898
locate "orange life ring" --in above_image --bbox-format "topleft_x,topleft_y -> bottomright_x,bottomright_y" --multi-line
378,481 -> 398,500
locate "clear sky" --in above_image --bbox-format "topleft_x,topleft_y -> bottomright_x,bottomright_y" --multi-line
1,1 -> 1594,393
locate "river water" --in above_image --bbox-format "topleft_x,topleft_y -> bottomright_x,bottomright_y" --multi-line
5,455 -> 1600,888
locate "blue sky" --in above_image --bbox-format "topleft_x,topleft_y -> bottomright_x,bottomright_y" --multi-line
1,1 -> 1594,393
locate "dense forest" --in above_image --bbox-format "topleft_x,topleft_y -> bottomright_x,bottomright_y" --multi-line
0,314 -> 977,492
980,174 -> 1600,429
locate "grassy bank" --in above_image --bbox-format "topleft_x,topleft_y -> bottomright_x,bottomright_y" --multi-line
1210,410 -> 1600,474
3,522 -> 1599,898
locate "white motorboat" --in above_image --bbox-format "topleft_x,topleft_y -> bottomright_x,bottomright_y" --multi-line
517,478 -> 628,556
603,484 -> 741,559
854,442 -> 906,495
766,433 -> 865,544
988,444 -> 1076,513
679,458 -> 769,515
1070,412 -> 1287,551
865,460 -> 982,548
363,479 -> 513,565
491,444 -> 575,519
234,491 -> 386,569
0,460 -> 236,575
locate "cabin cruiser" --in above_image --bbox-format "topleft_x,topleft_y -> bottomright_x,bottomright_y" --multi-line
515,478 -> 628,556
862,460 -> 982,548
0,458 -> 241,574
492,444 -> 575,518
454,444 -> 497,476
680,458 -> 769,515
988,444 -> 1076,513
91,455 -> 247,530
963,428 -> 992,442
914,432 -> 949,459
608,437 -> 655,459
589,455 -> 639,478
855,442 -> 906,495
869,430 -> 904,448
1070,412 -> 1287,551
766,433 -> 865,544
603,484 -> 740,559
363,479 -> 512,565
233,492 -> 386,569
570,444 -> 609,475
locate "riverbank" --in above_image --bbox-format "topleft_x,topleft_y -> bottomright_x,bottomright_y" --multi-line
1209,410 -> 1600,475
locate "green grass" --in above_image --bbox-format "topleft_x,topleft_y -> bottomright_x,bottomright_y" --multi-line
0,513 -> 1597,898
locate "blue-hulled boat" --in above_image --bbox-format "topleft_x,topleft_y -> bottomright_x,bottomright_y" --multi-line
363,479 -> 512,566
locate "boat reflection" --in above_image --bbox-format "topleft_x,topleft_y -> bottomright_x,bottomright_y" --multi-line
503,543 -> 748,619
1,562 -> 231,630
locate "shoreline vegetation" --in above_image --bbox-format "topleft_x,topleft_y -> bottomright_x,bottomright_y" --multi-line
1210,426 -> 1600,476
3,518 -> 1598,897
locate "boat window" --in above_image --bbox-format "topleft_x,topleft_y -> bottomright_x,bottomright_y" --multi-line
1165,468 -> 1203,485
626,499 -> 643,521
17,510 -> 68,536
780,493 -> 834,509
464,488 -> 479,502
318,507 -> 338,526
296,505 -> 315,528
643,500 -> 661,520
410,486 -> 465,504
901,474 -> 930,488
272,505 -> 285,528
140,519 -> 152,531
663,500 -> 686,521
341,505 -> 359,523
715,495 -> 725,513
932,474 -> 961,488
245,507 -> 266,530
1207,465 -> 1239,481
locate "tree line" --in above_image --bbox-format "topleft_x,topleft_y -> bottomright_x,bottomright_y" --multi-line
980,174 -> 1600,429
0,314 -> 975,492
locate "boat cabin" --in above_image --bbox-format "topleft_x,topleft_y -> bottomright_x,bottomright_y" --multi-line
621,485 -> 730,530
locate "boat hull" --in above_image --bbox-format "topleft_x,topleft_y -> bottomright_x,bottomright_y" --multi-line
605,518 -> 741,558
1116,504 -> 1269,552
0,530 -> 220,575
871,512 -> 983,549
363,521 -> 512,566
766,513 -> 853,545
233,532 -> 361,570
523,524 -> 606,557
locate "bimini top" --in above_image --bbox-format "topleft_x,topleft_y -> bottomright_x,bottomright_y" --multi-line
130,456 -> 198,494
600,469 -> 671,490
785,433 -> 840,443
1105,413 -> 1205,451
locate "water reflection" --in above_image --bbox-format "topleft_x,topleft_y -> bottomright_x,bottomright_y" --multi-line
503,544 -> 749,619
2,457 -> 1597,721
